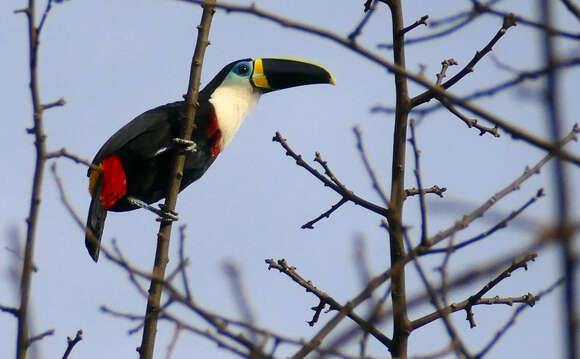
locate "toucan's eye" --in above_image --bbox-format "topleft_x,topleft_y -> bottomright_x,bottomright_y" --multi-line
236,64 -> 250,75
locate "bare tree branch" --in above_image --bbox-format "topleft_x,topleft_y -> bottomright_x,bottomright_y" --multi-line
15,1 -> 62,357
540,2 -> 577,358
411,13 -> 517,108
404,185 -> 447,199
138,2 -> 216,358
265,259 -> 393,349
425,189 -> 544,255
561,0 -> 580,21
475,277 -> 565,358
61,330 -> 83,359
1,304 -> 19,317
273,132 -> 390,219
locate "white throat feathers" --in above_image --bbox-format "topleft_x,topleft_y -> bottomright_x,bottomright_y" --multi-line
209,77 -> 261,150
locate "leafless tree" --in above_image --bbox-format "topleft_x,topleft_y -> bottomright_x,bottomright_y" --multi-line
5,1 -> 578,359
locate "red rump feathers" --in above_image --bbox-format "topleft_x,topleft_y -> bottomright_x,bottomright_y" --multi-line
99,155 -> 127,209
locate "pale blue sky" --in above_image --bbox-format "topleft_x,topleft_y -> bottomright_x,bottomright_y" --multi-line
1,1 -> 579,358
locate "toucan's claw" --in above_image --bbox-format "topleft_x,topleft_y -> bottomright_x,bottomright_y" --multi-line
156,204 -> 179,223
172,138 -> 197,153
126,197 -> 179,222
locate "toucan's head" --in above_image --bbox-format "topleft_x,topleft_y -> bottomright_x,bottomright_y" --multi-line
202,57 -> 335,97
203,57 -> 334,150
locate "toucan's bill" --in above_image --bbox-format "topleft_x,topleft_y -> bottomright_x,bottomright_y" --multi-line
251,57 -> 335,92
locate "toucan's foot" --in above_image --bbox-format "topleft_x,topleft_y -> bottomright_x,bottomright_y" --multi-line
126,197 -> 179,222
172,138 -> 197,153
156,204 -> 179,223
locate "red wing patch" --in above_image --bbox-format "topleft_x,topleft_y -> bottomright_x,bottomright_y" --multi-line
99,155 -> 127,209
207,104 -> 222,159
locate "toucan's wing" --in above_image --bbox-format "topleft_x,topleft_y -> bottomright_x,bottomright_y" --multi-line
88,101 -> 184,175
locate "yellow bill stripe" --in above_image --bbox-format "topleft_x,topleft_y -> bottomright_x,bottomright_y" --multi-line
252,58 -> 270,89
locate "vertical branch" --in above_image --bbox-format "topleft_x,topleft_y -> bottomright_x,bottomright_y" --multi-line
386,0 -> 411,357
539,1 -> 576,359
138,2 -> 216,359
17,1 -> 45,359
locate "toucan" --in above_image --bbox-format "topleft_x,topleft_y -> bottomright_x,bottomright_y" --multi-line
85,57 -> 335,261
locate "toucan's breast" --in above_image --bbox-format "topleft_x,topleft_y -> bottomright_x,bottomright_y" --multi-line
209,79 -> 261,150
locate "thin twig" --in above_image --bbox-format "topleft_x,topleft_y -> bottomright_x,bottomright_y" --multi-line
61,330 -> 83,359
46,148 -> 92,167
223,262 -> 257,342
409,119 -> 429,246
164,323 -> 182,359
378,12 -> 474,49
353,126 -> 390,206
301,198 -> 348,229
178,225 -> 193,301
348,0 -> 378,41
441,100 -> 500,137
1,304 -> 20,317
404,185 -> 446,199
37,0 -> 54,34
561,0 -> 580,21
483,6 -> 580,40
27,329 -> 55,347
435,58 -> 458,86
42,97 -> 66,110
400,15 -> 429,35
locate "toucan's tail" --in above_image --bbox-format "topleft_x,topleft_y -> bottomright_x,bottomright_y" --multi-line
85,176 -> 107,262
